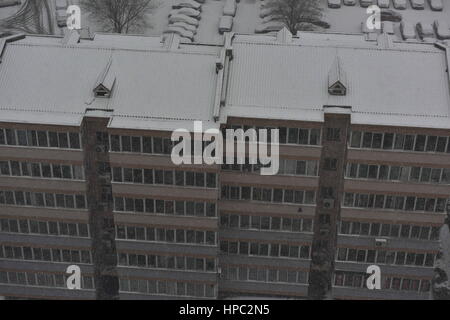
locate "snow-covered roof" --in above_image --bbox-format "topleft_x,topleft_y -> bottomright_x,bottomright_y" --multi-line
224,32 -> 450,129
1,31 -> 450,131
0,34 -> 221,130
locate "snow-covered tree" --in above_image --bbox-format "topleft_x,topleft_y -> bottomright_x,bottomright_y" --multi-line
432,215 -> 450,299
262,0 -> 329,34
80,0 -> 156,34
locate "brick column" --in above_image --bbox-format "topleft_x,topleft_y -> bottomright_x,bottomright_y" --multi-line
308,107 -> 351,299
81,110 -> 119,300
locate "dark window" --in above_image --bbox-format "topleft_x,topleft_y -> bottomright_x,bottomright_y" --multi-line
372,133 -> 383,148
154,170 -> 164,184
75,195 -> 86,209
121,136 -> 131,152
6,129 -> 16,145
426,136 -> 437,152
383,133 -> 394,149
310,129 -> 320,145
37,131 -> 48,147
143,137 -> 152,153
404,135 -> 415,150
58,133 -> 69,148
362,132 -> 373,148
131,137 -> 141,153
41,164 -> 51,178
69,133 -> 80,149
0,129 -> 5,145
298,129 -> 309,145
111,135 -> 120,151
195,173 -> 205,187
288,128 -> 298,144
144,169 -> 153,184
133,169 -> 143,183
324,158 -> 338,171
153,137 -> 163,154
350,131 -> 362,148
436,137 -> 447,152
164,171 -> 174,185
414,135 -> 426,152
0,161 -> 10,175
326,128 -> 340,142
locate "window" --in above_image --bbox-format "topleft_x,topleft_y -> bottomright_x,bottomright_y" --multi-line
324,158 -> 338,171
326,128 -> 340,142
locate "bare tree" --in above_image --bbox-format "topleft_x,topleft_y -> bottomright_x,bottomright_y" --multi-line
263,0 -> 329,34
80,0 -> 156,34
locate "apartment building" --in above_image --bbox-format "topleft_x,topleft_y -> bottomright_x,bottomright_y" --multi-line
0,29 -> 449,300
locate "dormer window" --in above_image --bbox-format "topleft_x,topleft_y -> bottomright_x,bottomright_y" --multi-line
93,57 -> 116,98
328,82 -> 347,96
328,56 -> 347,96
94,84 -> 111,98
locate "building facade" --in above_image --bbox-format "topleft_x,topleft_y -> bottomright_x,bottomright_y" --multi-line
0,30 -> 448,300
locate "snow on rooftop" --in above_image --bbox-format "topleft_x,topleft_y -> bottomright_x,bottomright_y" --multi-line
1,31 -> 450,130
0,35 -> 221,130
224,32 -> 450,129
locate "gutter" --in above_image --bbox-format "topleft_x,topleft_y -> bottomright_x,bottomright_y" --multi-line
213,32 -> 234,122
0,33 -> 26,63
434,42 -> 450,99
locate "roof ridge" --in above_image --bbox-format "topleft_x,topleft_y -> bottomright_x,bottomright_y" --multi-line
8,41 -> 219,56
235,39 -> 442,54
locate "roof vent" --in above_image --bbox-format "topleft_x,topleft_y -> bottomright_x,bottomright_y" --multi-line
162,33 -> 180,51
328,56 -> 347,96
377,32 -> 393,49
94,57 -> 116,98
277,27 -> 292,43
62,29 -> 80,46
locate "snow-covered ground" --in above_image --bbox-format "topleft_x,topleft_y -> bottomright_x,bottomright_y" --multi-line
3,0 -> 450,42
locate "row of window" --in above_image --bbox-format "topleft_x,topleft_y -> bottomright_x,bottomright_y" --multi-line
220,214 -> 313,233
0,160 -> 84,180
346,163 -> 450,185
336,247 -> 435,267
0,190 -> 87,209
221,265 -> 308,284
114,197 -> 217,217
349,131 -> 450,154
0,218 -> 89,238
343,192 -> 446,213
227,125 -> 321,146
334,271 -> 431,293
112,167 -> 217,189
222,159 -> 319,177
0,128 -> 81,150
0,271 -> 94,290
116,225 -> 216,246
110,135 -> 173,155
339,220 -> 440,241
118,252 -> 216,272
110,127 -> 322,159
219,240 -> 311,260
0,245 -> 92,264
119,278 -> 215,298
221,185 -> 316,205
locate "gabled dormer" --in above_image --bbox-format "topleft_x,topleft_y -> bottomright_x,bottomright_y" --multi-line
93,57 -> 116,98
328,56 -> 347,96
